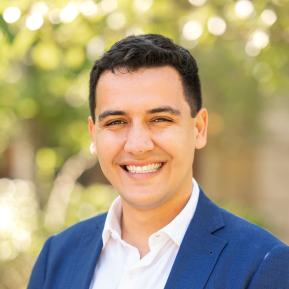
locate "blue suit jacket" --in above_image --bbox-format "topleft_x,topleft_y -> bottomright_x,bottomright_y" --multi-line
27,190 -> 289,289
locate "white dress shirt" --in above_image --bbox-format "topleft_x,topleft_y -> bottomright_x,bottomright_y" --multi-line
89,179 -> 200,289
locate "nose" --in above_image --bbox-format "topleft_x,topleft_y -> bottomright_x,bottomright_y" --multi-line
124,123 -> 154,155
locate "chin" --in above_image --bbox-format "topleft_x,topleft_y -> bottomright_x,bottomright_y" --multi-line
120,189 -> 169,210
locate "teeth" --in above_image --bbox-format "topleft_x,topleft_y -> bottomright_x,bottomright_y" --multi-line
126,163 -> 162,173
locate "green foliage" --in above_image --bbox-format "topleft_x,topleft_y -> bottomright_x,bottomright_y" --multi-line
0,15 -> 15,43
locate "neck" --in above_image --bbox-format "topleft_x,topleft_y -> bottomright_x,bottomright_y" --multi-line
120,191 -> 191,257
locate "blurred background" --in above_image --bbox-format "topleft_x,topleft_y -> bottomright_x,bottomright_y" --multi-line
0,0 -> 289,288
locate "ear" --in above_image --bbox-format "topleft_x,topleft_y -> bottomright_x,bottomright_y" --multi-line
88,116 -> 95,139
194,108 -> 208,150
88,116 -> 97,154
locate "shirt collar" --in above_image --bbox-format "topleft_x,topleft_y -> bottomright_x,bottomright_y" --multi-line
157,178 -> 199,246
102,196 -> 122,247
102,178 -> 200,247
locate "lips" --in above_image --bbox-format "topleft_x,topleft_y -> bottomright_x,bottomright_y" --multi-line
120,162 -> 165,174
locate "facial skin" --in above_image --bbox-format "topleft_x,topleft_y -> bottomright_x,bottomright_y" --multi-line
88,66 -> 208,216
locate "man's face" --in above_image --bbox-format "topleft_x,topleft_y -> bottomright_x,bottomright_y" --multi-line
88,66 -> 208,211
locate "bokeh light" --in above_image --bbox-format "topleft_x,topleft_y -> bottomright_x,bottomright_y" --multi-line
31,2 -> 49,16
188,0 -> 207,7
0,206 -> 15,233
235,0 -> 254,19
245,30 -> 269,57
86,36 -> 105,60
79,0 -> 99,17
260,9 -> 277,26
245,41 -> 261,57
60,2 -> 79,23
251,29 -> 270,49
182,20 -> 203,41
207,16 -> 227,36
106,12 -> 126,30
133,0 -> 153,12
25,13 -> 44,31
0,179 -> 38,261
100,0 -> 118,13
3,6 -> 22,24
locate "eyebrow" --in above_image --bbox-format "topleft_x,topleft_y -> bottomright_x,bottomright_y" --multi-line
97,106 -> 181,122
98,110 -> 126,122
147,106 -> 181,116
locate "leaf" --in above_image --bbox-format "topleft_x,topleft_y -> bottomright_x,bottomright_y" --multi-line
0,15 -> 15,44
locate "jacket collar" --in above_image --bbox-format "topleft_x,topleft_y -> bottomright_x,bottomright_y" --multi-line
164,189 -> 227,289
68,213 -> 106,289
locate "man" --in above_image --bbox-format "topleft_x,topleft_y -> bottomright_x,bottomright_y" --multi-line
27,34 -> 289,289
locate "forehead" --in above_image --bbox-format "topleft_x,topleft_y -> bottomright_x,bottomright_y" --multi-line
95,66 -> 188,113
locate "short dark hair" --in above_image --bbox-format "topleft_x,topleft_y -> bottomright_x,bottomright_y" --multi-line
89,34 -> 202,122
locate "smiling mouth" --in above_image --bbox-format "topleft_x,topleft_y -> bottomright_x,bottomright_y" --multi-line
121,162 -> 165,174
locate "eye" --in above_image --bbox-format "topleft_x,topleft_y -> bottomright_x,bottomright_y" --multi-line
104,119 -> 127,127
151,117 -> 173,123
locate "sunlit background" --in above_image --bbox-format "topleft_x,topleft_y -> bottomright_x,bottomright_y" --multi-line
0,0 -> 289,288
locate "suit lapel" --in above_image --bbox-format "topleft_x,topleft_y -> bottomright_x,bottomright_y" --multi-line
68,215 -> 106,289
164,190 -> 228,289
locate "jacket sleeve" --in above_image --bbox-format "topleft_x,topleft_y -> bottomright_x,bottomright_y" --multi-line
247,244 -> 289,289
27,237 -> 53,289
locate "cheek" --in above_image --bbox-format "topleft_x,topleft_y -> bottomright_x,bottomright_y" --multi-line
154,127 -> 195,153
95,140 -> 119,182
95,132 -> 124,163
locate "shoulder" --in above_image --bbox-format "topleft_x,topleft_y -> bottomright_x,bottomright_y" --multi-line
247,243 -> 289,287
218,206 -> 284,247
27,213 -> 107,289
213,204 -> 288,268
202,194 -> 289,285
198,189 -> 287,260
198,188 -> 284,246
199,190 -> 284,249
